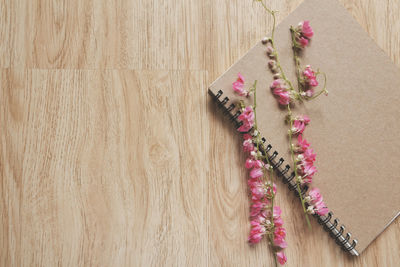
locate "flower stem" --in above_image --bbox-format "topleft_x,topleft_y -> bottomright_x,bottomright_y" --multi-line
259,1 -> 295,93
259,1 -> 276,40
287,105 -> 312,229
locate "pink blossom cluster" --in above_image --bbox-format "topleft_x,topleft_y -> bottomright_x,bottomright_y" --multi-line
270,79 -> 292,105
290,115 -> 310,134
237,106 -> 255,132
242,133 -> 287,265
301,65 -> 318,97
303,65 -> 318,87
295,20 -> 314,48
290,115 -> 317,184
232,73 -> 250,97
291,116 -> 328,216
305,188 -> 329,216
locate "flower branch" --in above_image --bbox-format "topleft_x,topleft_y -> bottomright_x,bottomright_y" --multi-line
233,77 -> 288,266
258,1 -> 329,229
287,106 -> 312,228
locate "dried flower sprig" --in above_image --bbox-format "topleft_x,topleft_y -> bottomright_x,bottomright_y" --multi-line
233,76 -> 287,266
290,23 -> 328,99
256,0 -> 329,229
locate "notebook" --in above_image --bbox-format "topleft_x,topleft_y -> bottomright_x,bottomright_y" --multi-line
208,0 -> 400,256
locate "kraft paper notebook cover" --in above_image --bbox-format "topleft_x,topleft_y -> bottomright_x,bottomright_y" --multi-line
208,0 -> 400,256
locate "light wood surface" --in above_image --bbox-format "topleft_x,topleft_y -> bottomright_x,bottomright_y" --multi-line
1,0 -> 399,266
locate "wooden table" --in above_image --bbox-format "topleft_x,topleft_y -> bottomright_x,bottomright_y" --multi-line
1,0 -> 399,266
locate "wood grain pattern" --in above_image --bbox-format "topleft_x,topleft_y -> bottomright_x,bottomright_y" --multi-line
0,0 -> 399,266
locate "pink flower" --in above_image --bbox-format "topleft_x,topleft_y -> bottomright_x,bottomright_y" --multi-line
238,106 -> 255,123
237,106 -> 255,132
249,180 -> 266,200
238,122 -> 252,132
303,148 -> 316,162
299,37 -> 309,47
301,175 -> 313,184
276,251 -> 287,265
296,115 -> 310,124
248,230 -> 264,244
291,115 -> 310,134
232,73 -> 249,97
250,168 -> 263,179
274,236 -> 288,249
300,20 -> 314,39
245,158 -> 254,169
303,65 -> 318,88
254,160 -> 263,168
274,216 -> 284,227
271,80 -> 292,105
273,206 -> 282,218
243,139 -> 254,152
296,147 -> 317,184
307,200 -> 329,216
291,120 -> 306,134
296,135 -> 310,152
301,164 -> 317,178
304,88 -> 314,97
314,201 -> 329,215
275,90 -> 291,105
295,142 -> 317,184
252,211 -> 268,225
248,220 -> 266,244
307,188 -> 323,203
306,188 -> 329,216
274,227 -> 286,239
270,79 -> 286,89
250,199 -> 269,217
243,134 -> 252,140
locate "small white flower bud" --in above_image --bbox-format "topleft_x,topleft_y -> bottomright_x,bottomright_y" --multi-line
304,196 -> 311,203
273,73 -> 281,80
268,60 -> 276,68
306,206 -> 315,214
261,37 -> 270,44
269,165 -> 274,170
252,130 -> 259,137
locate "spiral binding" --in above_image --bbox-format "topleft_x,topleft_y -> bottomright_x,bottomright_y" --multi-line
209,88 -> 359,256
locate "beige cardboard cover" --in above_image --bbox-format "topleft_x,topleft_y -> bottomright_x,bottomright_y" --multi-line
208,0 -> 400,255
